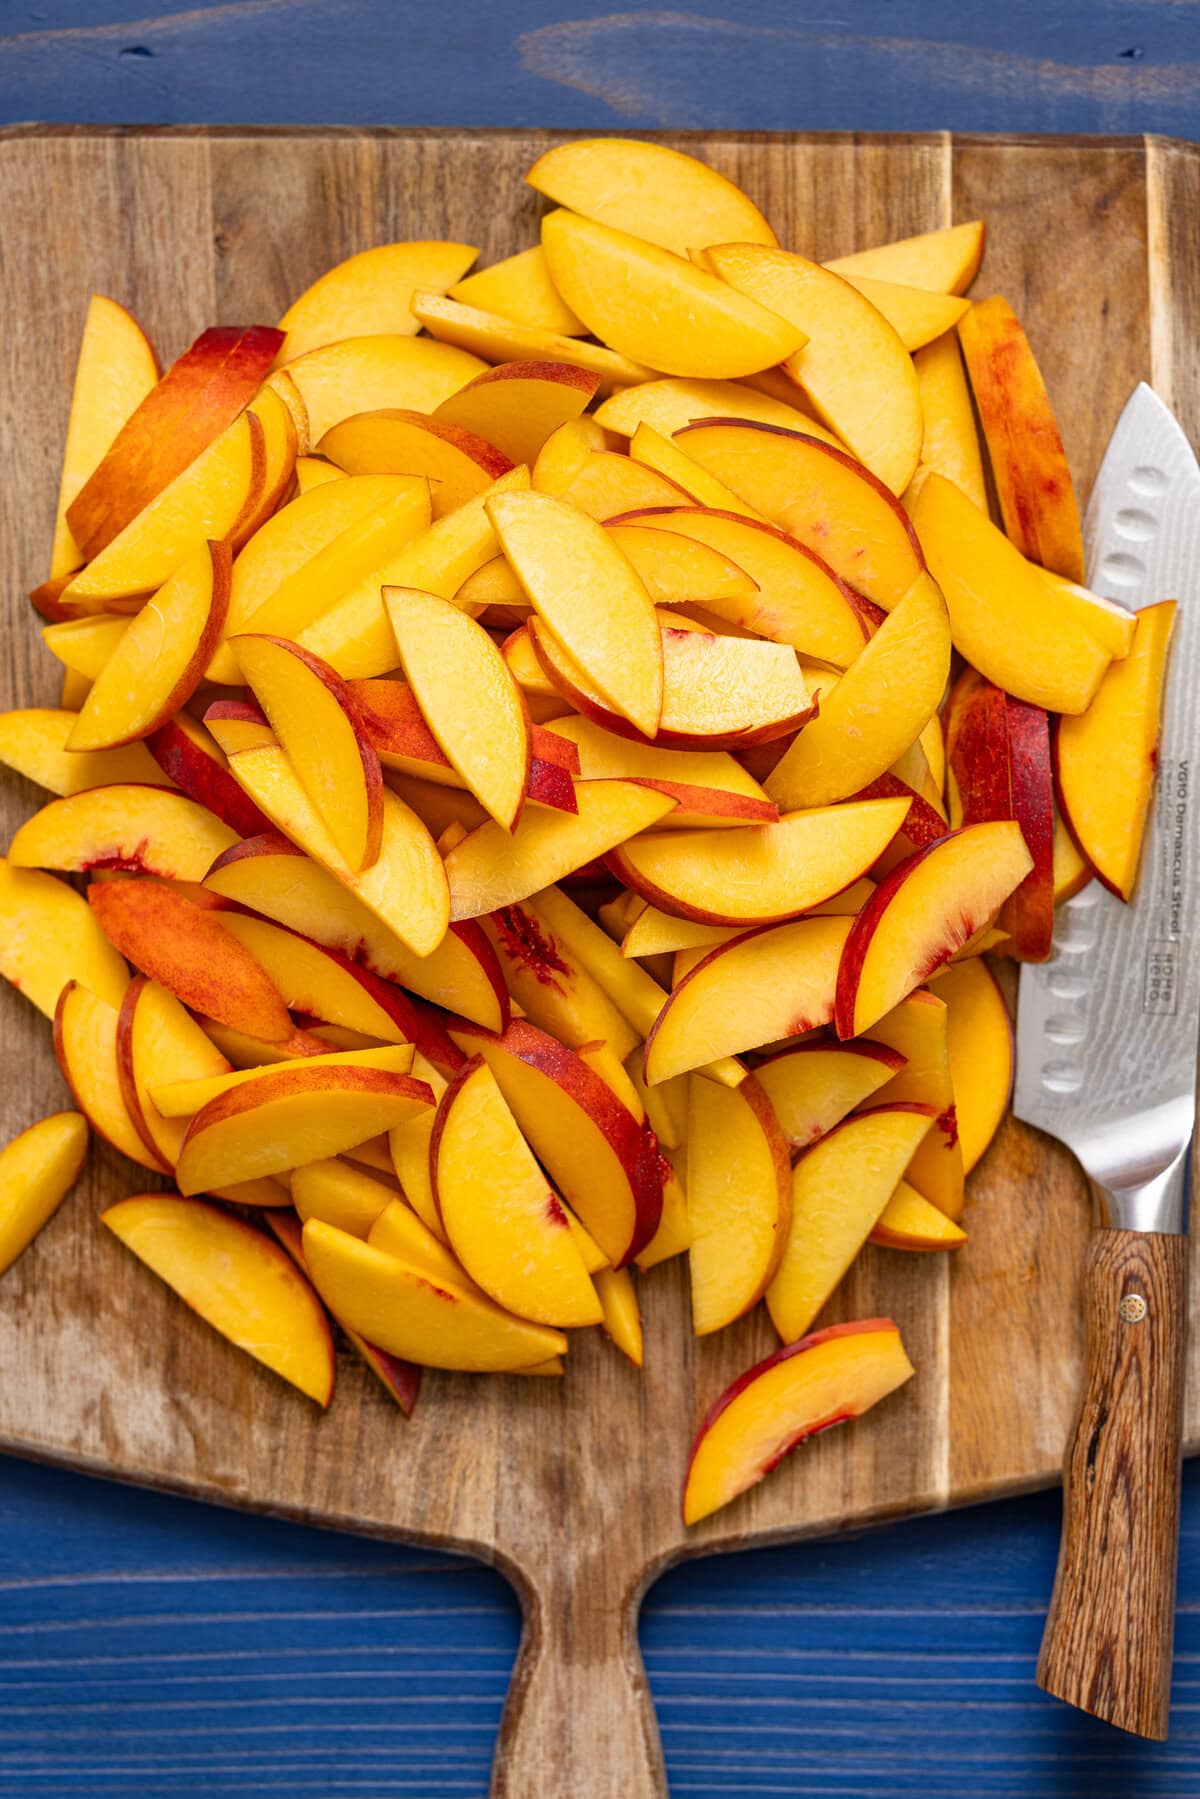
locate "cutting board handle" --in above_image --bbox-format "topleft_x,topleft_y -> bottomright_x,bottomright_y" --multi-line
1037,1225 -> 1188,1739
491,1562 -> 666,1797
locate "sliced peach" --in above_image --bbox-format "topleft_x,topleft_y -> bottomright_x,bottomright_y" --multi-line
870,1179 -> 968,1251
483,902 -> 639,1061
144,712 -> 270,838
595,375 -> 822,442
153,1046 -> 415,1121
1055,599 -> 1176,901
934,955 -> 1012,1175
276,240 -> 478,363
302,1215 -> 566,1371
683,1317 -> 915,1525
636,1148 -> 691,1271
505,881 -> 674,1048
175,1064 -> 433,1194
527,138 -> 776,256
755,1036 -> 905,1154
705,245 -> 922,493
42,614 -> 130,681
216,912 -> 427,1049
688,1072 -> 790,1334
549,713 -> 775,829
767,1103 -> 936,1342
283,334 -> 484,443
61,410 -> 264,607
202,698 -> 276,755
444,779 -> 676,919
562,449 -> 690,521
531,416 -> 606,496
837,275 -> 968,352
319,409 -> 512,516
1039,572 -> 1137,660
0,708 -> 168,797
592,1265 -> 642,1366
412,290 -> 656,392
612,799 -> 909,927
388,1051 -> 451,1241
50,295 -> 159,578
603,523 -> 759,613
293,456 -> 345,492
431,1058 -> 601,1326
834,822 -> 1033,1039
87,880 -> 293,1042
117,975 -> 231,1170
957,297 -> 1083,581
226,742 -> 448,955
0,1111 -> 89,1277
434,360 -> 598,466
262,367 -> 310,456
1052,810 -> 1091,905
67,325 -> 281,560
867,990 -> 964,1219
53,981 -> 161,1168
908,474 -> 1111,714
644,917 -> 853,1084
622,906 -> 732,959
0,860 -> 127,1017
367,1190 -> 467,1284
104,1193 -> 334,1403
290,1157 -> 394,1237
826,222 -> 985,294
541,210 -> 802,381
9,784 -> 236,884
678,422 -> 924,609
628,423 -> 764,519
446,1017 -> 663,1265
449,245 -> 586,334
911,331 -> 987,512
235,385 -> 300,544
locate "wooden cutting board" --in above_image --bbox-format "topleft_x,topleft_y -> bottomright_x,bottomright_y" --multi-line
1,126 -> 1198,1798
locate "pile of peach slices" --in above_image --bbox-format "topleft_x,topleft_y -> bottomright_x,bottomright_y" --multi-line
0,138 -> 1173,1527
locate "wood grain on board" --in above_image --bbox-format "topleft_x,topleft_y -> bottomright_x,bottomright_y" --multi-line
0,129 -> 1195,1797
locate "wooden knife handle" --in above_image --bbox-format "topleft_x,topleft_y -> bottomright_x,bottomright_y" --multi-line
1038,1225 -> 1189,1739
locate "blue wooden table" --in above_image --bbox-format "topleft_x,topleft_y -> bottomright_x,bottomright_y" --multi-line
3,4 -> 1200,1793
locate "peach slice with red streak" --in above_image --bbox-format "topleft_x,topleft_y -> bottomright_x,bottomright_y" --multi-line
319,409 -> 514,516
548,713 -> 776,829
202,697 -> 276,755
754,1036 -> 904,1155
431,1056 -> 602,1327
145,711 -> 271,837
481,901 -> 640,1062
434,360 -> 600,467
54,980 -> 163,1169
766,1102 -> 937,1343
687,1071 -> 791,1335
103,1193 -> 334,1405
870,1180 -> 968,1251
935,956 -> 1013,1175
867,990 -> 964,1220
116,974 -> 232,1170
8,784 -> 237,883
682,1318 -> 915,1525
834,822 -> 1033,1040
152,1047 -> 416,1122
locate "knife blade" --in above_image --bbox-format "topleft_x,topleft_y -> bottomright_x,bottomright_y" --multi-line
1015,382 -> 1199,1740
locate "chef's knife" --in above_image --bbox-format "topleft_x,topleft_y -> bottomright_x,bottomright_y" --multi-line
1015,382 -> 1199,1740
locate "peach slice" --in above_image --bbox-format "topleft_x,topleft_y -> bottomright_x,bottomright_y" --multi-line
483,902 -> 640,1061
293,455 -> 344,491
61,410 -> 265,607
766,1103 -> 936,1342
50,295 -> 159,578
826,222 -> 985,295
957,297 -> 1083,581
144,713 -> 270,838
687,1072 -> 791,1335
593,1266 -> 643,1366
175,1064 -> 433,1194
444,779 -> 676,920
231,635 -> 383,871
449,245 -> 586,334
834,822 -> 1033,1039
276,240 -> 478,363
541,210 -> 802,381
934,955 -> 1013,1175
53,981 -> 161,1168
870,1179 -> 968,1251
868,990 -> 964,1220
283,333 -> 485,442
226,742 -> 449,956
8,783 -> 236,883
446,1017 -> 663,1265
235,385 -> 300,544
42,614 -> 130,681
303,1215 -> 566,1371
434,360 -> 599,467
292,1159 -> 400,1240
1040,572 -> 1138,660
527,138 -> 777,256
911,331 -> 987,512
0,1111 -> 89,1277
531,416 -> 606,496
611,505 -> 867,667
837,275 -> 968,352
66,542 -> 230,752
562,449 -> 691,521
601,521 -> 759,611
319,409 -> 513,516
644,917 -> 853,1084
487,487 -> 662,738
0,860 -> 127,1017
202,699 -> 276,756
87,880 -> 292,1042
1055,599 -> 1176,901
908,473 -> 1110,714
549,713 -> 776,829
628,423 -> 764,519
1052,810 -> 1091,906
755,1037 -> 905,1154
387,1050 -> 450,1240
0,708 -> 168,797
116,975 -> 232,1170
413,290 -> 656,392
621,906 -> 733,959
431,1057 -> 601,1326
612,799 -> 910,927
385,588 -> 530,831
677,422 -> 924,610
683,1317 -> 915,1525
636,1149 -> 691,1272
215,912 -> 427,1048
595,375 -> 824,441
67,325 -> 281,560
104,1193 -> 334,1403
705,245 -> 922,493
153,1046 -> 416,1121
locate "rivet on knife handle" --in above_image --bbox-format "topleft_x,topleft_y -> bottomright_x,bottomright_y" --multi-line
1036,1216 -> 1188,1740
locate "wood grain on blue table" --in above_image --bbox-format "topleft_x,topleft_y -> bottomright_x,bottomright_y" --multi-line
1,1 -> 1199,136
